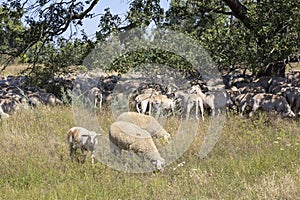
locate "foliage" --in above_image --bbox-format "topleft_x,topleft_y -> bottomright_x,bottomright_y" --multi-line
0,3 -> 26,64
164,0 -> 300,76
0,0 -> 299,77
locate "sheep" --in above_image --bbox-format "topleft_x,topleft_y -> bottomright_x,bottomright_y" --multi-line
175,91 -> 204,120
190,85 -> 227,117
278,87 -> 300,115
233,92 -> 256,117
116,112 -> 171,141
67,126 -> 102,165
186,93 -> 204,121
109,121 -> 165,172
135,93 -> 154,114
28,92 -> 63,106
0,96 -> 28,113
87,86 -> 103,109
238,84 -> 266,94
148,94 -> 176,118
141,88 -> 161,95
0,106 -> 9,119
251,93 -> 295,118
134,87 -> 161,114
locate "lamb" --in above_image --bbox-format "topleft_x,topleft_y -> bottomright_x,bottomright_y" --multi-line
116,112 -> 171,141
109,121 -> 165,172
67,126 -> 102,165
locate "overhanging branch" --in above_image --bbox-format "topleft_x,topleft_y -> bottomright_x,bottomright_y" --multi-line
222,0 -> 252,29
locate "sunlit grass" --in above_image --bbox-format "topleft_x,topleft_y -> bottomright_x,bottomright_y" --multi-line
0,64 -> 30,76
0,106 -> 299,199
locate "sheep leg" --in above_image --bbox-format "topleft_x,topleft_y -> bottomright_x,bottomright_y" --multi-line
155,107 -> 161,119
91,151 -> 95,166
80,148 -> 86,163
141,100 -> 148,114
211,105 -> 216,117
199,101 -> 204,121
136,102 -> 141,113
195,101 -> 199,120
94,97 -> 97,108
99,94 -> 102,111
69,144 -> 76,162
186,101 -> 192,120
148,101 -> 152,115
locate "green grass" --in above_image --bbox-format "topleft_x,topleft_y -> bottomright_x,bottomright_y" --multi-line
0,106 -> 299,199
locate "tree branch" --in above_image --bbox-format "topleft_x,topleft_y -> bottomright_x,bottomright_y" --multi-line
222,0 -> 252,29
71,0 -> 100,20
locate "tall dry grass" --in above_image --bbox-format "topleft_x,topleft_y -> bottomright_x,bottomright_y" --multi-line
0,106 -> 299,199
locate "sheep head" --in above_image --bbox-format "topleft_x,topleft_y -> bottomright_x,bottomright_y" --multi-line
151,158 -> 165,172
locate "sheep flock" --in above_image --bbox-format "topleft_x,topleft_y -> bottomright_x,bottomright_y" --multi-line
3,68 -> 300,172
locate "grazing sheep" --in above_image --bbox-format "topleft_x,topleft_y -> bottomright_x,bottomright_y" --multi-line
238,84 -> 266,94
283,87 -> 300,115
233,92 -> 256,117
252,93 -> 295,117
109,121 -> 165,172
116,112 -> 170,141
252,76 -> 274,92
67,127 -> 102,165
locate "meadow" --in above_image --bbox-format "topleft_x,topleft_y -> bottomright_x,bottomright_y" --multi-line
0,105 -> 299,200
0,64 -> 299,199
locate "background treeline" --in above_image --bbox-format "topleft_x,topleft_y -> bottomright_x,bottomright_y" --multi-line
0,0 -> 299,79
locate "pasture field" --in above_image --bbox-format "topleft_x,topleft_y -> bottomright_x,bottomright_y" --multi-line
0,105 -> 299,200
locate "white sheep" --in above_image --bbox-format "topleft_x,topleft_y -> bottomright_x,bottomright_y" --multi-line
190,85 -> 227,117
174,91 -> 204,121
67,126 -> 102,165
116,112 -> 170,141
87,87 -> 103,109
109,121 -> 165,172
148,94 -> 176,118
135,93 -> 153,114
0,106 -> 9,119
186,93 -> 204,121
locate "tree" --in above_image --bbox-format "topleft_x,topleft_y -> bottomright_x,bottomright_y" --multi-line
0,0 -> 299,77
0,4 -> 26,64
165,0 -> 299,76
